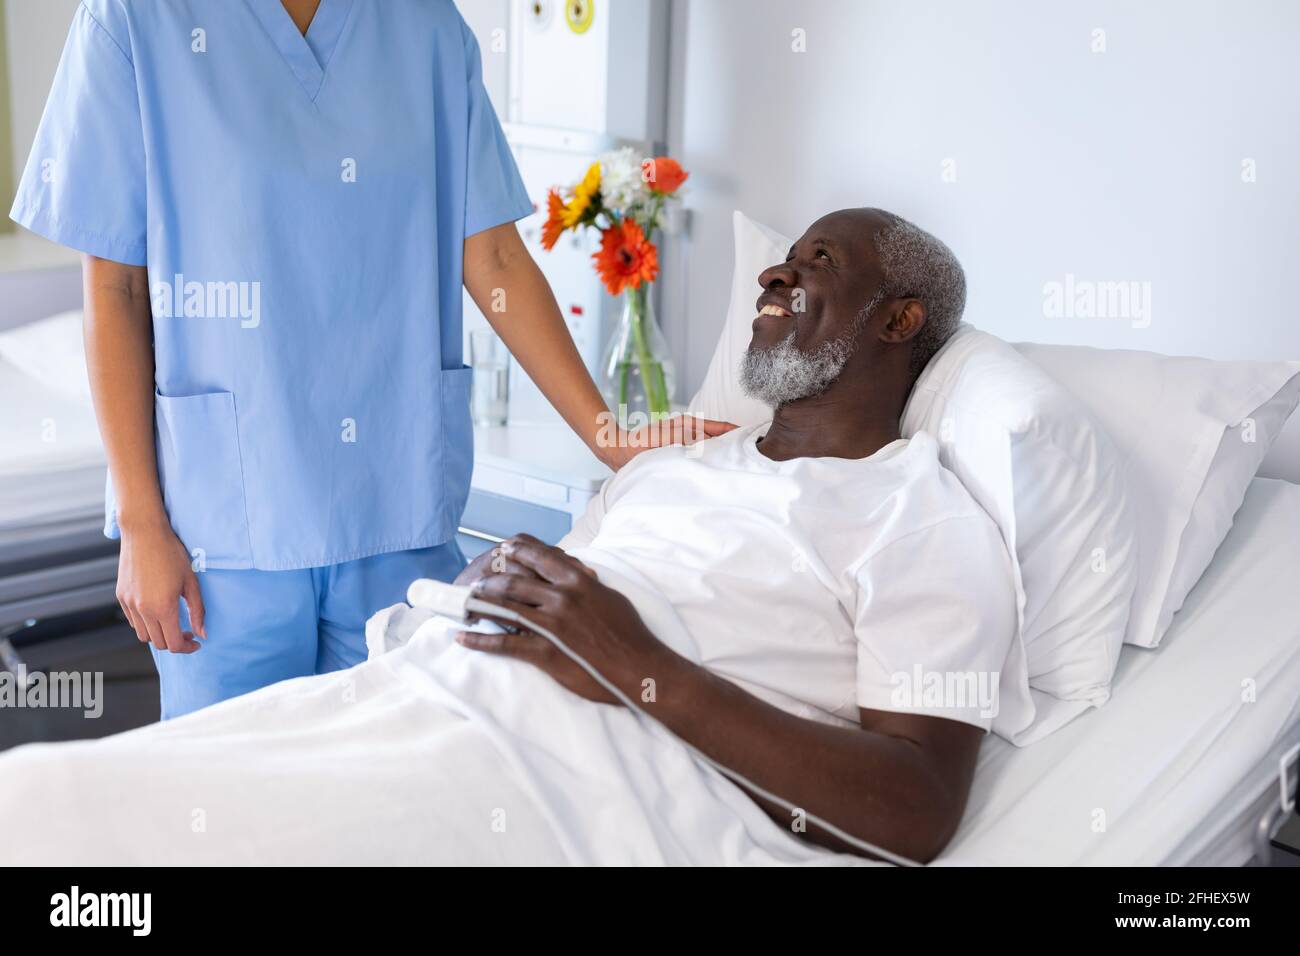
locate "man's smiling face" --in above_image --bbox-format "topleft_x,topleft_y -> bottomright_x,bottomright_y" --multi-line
741,209 -> 892,408
751,209 -> 887,351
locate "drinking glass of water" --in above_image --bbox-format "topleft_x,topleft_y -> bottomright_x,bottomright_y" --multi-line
470,329 -> 509,427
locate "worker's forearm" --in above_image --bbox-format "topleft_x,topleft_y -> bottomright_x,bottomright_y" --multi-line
650,654 -> 958,861
465,236 -> 612,462
81,257 -> 167,532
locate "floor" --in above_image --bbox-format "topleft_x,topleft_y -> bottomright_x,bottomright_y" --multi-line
4,609 -> 1299,865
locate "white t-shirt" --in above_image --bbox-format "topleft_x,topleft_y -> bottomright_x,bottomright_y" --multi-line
561,423 -> 1028,735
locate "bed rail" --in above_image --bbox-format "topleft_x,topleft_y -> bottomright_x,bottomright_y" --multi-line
1253,741 -> 1300,864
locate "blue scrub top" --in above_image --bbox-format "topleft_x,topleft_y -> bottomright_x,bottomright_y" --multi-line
11,0 -> 533,570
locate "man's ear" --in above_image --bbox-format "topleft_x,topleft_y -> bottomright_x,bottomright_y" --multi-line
879,298 -> 926,344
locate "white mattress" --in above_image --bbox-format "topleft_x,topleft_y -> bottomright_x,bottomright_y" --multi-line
0,355 -> 106,537
945,476 -> 1300,865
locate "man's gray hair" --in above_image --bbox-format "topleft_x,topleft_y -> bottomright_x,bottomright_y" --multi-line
864,210 -> 966,376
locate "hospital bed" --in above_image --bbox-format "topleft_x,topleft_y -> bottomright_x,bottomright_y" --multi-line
0,260 -> 117,673
402,473 -> 1300,865
7,471 -> 1291,867
947,476 -> 1300,865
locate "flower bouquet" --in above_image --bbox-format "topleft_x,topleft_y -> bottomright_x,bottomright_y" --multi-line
542,147 -> 688,422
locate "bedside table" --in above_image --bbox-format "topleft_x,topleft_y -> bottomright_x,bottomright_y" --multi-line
458,422 -> 612,558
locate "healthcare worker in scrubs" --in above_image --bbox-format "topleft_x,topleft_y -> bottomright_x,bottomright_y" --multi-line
12,0 -> 730,718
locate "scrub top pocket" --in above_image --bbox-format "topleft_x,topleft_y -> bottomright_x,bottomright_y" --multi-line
154,390 -> 253,568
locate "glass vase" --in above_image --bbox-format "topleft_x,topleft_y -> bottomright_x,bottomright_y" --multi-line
599,283 -> 676,426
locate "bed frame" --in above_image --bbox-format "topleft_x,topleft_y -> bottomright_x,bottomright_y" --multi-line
0,522 -> 119,670
1257,743 -> 1300,864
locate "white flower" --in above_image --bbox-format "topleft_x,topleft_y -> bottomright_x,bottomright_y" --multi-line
598,146 -> 649,215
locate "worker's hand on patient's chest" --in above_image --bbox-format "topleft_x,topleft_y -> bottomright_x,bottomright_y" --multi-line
600,416 -> 737,470
454,533 -> 680,706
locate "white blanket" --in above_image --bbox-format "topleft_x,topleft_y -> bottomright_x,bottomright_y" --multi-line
0,561 -> 862,866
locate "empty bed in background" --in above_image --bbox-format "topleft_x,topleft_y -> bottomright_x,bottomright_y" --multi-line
0,261 -> 115,670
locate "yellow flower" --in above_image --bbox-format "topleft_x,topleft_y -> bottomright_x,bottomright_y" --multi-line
561,162 -> 601,228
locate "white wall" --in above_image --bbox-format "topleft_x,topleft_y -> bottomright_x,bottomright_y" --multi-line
456,0 -> 510,108
663,0 -> 1300,395
5,0 -> 79,187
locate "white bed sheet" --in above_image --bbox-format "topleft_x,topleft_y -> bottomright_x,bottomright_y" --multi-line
944,476 -> 1300,865
0,561 -> 850,866
0,355 -> 105,535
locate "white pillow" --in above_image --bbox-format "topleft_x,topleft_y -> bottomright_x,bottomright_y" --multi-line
904,327 -> 1137,740
690,213 -> 1138,743
1014,344 -> 1300,648
0,310 -> 91,404
689,212 -> 784,428
1260,414 -> 1300,482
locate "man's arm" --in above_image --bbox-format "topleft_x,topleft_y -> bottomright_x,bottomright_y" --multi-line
83,255 -> 205,653
456,534 -> 982,863
648,665 -> 981,862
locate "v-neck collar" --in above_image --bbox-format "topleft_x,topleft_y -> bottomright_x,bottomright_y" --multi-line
246,0 -> 354,102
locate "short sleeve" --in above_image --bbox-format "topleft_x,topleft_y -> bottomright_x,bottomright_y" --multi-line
459,20 -> 532,239
9,3 -> 147,266
853,514 -> 1017,733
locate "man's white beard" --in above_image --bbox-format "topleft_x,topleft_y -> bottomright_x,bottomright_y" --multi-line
739,326 -> 856,409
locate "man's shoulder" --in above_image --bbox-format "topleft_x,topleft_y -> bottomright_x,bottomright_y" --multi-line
867,431 -> 1005,556
887,431 -> 982,507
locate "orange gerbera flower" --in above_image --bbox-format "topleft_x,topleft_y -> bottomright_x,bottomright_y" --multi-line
642,156 -> 688,194
593,218 -> 659,296
541,188 -> 567,250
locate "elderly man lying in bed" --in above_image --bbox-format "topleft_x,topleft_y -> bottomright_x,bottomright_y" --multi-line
0,207 -> 1020,867
451,207 -> 1022,863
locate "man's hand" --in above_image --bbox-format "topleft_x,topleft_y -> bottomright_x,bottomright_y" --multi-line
453,543 -> 540,589
453,539 -> 597,600
454,534 -> 680,705
600,415 -> 737,471
116,517 -> 206,654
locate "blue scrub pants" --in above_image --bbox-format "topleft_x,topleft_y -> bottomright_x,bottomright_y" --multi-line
152,541 -> 466,719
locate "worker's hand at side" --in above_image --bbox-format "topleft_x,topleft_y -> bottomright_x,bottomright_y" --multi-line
454,533 -> 679,705
600,415 -> 736,471
116,518 -> 205,654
